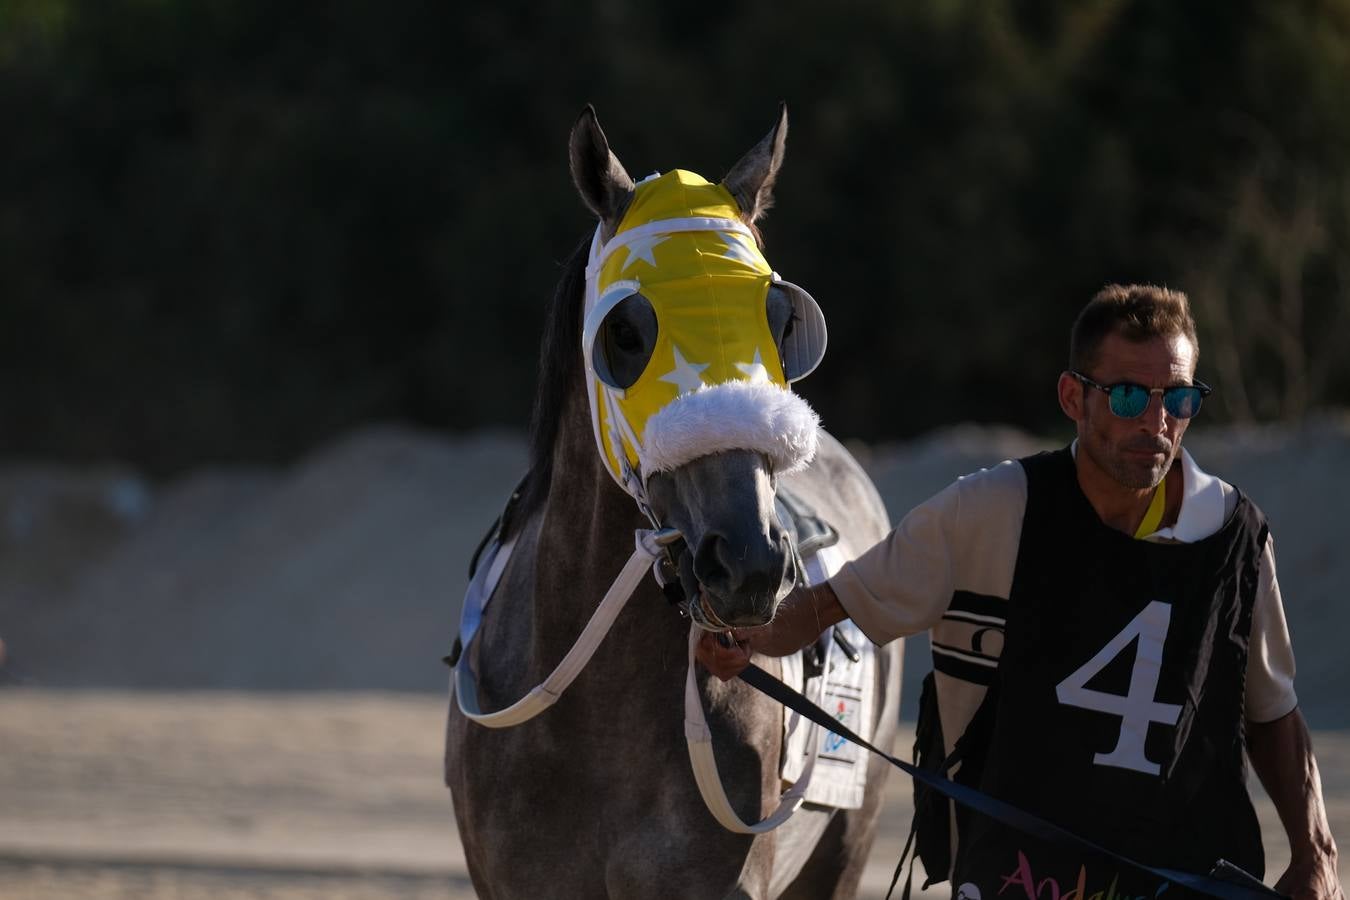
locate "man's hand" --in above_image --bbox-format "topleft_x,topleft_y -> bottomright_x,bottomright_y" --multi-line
1275,858 -> 1343,900
1248,707 -> 1344,900
696,631 -> 755,682
693,582 -> 849,681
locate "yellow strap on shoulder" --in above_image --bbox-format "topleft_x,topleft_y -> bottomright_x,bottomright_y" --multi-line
1134,478 -> 1166,539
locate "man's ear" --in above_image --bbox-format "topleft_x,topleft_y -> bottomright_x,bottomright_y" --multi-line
1058,371 -> 1085,422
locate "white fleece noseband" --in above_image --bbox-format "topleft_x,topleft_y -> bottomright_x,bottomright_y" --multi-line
641,379 -> 820,476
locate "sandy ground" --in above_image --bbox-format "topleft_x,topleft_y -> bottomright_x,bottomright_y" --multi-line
1,690 -> 1345,899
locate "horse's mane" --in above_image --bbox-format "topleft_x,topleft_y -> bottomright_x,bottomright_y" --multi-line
503,234 -> 590,539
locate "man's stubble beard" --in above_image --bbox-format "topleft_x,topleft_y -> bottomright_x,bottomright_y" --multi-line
1083,414 -> 1178,491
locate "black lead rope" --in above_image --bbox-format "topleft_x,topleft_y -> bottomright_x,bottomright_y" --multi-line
734,663 -> 1285,900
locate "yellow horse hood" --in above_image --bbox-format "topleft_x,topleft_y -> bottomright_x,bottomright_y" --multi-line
581,169 -> 826,498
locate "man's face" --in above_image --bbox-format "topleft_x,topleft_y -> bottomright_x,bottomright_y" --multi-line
1063,331 -> 1198,490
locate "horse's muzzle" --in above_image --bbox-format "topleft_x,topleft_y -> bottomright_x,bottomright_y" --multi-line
679,526 -> 796,628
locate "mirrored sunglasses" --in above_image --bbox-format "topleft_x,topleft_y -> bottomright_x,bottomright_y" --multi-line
1070,371 -> 1212,420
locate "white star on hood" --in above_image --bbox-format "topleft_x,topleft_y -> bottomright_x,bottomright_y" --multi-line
735,349 -> 772,384
659,345 -> 709,394
622,234 -> 669,271
718,231 -> 761,267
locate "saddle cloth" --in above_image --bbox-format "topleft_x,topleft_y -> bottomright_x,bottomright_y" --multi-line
779,543 -> 877,811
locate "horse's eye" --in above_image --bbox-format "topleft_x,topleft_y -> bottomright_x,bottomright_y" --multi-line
607,318 -> 643,354
592,293 -> 657,390
782,311 -> 798,342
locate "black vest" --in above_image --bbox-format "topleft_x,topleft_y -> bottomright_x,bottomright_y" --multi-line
953,448 -> 1267,898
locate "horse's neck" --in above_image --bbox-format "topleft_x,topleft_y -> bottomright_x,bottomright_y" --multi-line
527,393 -> 651,650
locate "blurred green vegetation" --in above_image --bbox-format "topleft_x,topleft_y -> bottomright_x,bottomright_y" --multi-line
2,0 -> 1349,473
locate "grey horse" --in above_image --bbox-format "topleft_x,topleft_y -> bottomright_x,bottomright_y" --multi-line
444,106 -> 901,899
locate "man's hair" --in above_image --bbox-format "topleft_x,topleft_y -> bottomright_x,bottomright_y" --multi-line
1069,284 -> 1199,373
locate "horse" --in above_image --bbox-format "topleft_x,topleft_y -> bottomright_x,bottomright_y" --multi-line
444,105 -> 901,899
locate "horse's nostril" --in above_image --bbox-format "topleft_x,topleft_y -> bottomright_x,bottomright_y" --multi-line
694,531 -> 790,605
693,532 -> 732,592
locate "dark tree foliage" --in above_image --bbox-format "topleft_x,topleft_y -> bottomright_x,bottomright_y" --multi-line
2,0 -> 1347,473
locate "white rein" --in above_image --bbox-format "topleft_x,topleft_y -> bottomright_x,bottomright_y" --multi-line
454,527 -> 679,728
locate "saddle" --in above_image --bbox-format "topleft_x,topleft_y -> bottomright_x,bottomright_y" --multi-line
444,475 -> 525,669
774,487 -> 839,562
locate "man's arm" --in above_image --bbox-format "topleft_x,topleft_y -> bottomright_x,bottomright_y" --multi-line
1246,706 -> 1343,900
697,460 -> 1028,682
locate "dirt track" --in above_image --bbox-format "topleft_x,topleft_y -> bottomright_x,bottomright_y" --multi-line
1,690 -> 1345,898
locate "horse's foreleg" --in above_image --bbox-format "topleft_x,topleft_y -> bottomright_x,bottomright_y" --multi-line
775,777 -> 889,900
602,826 -> 773,899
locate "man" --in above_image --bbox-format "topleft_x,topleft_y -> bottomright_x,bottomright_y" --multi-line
698,285 -> 1342,899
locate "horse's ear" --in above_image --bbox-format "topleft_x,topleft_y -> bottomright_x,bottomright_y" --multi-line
721,103 -> 788,224
569,106 -> 635,228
